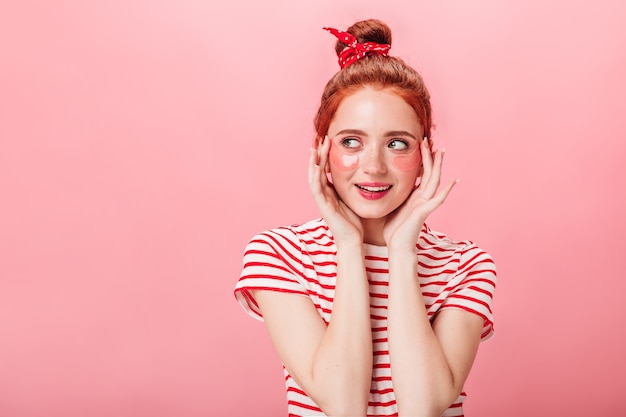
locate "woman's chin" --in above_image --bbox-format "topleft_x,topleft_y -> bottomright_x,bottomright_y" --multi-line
351,207 -> 395,221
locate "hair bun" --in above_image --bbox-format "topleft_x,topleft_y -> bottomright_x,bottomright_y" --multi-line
334,19 -> 392,55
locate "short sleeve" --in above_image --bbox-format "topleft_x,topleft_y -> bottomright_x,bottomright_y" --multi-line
234,229 -> 309,321
441,245 -> 497,341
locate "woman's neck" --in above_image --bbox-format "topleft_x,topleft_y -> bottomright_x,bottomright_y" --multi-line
361,217 -> 387,246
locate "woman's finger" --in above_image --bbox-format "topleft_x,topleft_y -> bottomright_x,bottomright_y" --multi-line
309,138 -> 337,207
423,148 -> 444,199
308,147 -> 322,195
418,137 -> 433,189
318,135 -> 331,175
429,178 -> 458,209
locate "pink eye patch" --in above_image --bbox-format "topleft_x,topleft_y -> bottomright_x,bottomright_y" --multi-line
328,141 -> 421,172
392,148 -> 420,171
329,144 -> 359,171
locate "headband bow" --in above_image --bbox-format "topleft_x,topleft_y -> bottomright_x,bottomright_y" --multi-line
323,27 -> 391,69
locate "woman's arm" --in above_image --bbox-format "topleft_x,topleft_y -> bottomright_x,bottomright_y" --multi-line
253,238 -> 372,416
386,248 -> 484,417
383,141 -> 484,416
252,138 -> 373,416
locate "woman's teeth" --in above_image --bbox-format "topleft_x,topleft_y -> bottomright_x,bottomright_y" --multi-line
357,185 -> 391,192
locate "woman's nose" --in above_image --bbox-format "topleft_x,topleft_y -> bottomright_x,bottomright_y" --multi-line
361,148 -> 387,175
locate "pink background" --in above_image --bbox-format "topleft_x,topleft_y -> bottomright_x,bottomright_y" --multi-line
1,1 -> 625,416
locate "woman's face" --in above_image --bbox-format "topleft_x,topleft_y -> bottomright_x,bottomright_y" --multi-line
327,87 -> 424,220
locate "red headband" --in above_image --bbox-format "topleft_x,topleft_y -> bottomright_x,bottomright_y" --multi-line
323,27 -> 391,69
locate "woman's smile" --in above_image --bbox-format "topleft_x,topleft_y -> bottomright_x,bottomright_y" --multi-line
355,182 -> 393,200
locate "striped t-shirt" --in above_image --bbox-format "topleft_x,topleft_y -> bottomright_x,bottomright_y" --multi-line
234,218 -> 496,417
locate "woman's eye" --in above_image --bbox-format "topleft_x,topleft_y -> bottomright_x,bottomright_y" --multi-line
340,138 -> 361,149
389,139 -> 409,150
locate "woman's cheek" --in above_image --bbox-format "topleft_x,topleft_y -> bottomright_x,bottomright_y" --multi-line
329,145 -> 359,171
392,150 -> 420,172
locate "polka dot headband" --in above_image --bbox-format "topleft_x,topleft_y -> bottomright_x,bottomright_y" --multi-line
323,26 -> 391,69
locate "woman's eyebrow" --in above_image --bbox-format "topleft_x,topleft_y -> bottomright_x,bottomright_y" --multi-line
335,129 -> 368,136
384,130 -> 418,140
334,129 -> 417,140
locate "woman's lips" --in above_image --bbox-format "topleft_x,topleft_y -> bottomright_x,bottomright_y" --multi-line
355,183 -> 392,200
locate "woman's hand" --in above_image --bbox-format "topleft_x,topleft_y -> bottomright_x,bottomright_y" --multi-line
309,136 -> 364,245
383,138 -> 458,250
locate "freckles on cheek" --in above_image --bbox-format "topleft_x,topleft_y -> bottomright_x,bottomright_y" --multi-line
329,145 -> 359,171
392,151 -> 420,172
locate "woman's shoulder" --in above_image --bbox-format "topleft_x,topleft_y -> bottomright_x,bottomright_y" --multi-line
246,218 -> 334,250
419,224 -> 495,267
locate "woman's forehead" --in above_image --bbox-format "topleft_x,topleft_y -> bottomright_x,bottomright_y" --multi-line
330,89 -> 423,137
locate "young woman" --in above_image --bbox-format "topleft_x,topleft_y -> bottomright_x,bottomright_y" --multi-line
234,19 -> 496,417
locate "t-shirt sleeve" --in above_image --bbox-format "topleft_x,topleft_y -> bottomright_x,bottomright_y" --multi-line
441,244 -> 497,341
234,229 -> 309,321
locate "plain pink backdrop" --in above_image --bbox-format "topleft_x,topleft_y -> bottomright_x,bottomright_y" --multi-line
1,1 -> 625,416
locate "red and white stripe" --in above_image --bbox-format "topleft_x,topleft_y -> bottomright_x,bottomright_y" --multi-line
235,218 -> 496,417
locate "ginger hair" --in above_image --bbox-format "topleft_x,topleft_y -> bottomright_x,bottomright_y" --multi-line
314,19 -> 432,144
